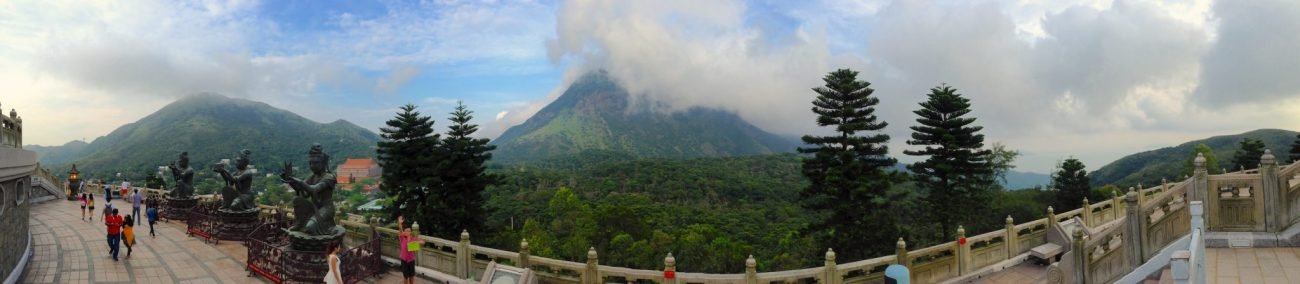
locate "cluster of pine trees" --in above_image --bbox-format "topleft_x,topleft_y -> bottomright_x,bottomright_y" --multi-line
376,102 -> 499,239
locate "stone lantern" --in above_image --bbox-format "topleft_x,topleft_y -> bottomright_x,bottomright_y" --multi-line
66,164 -> 81,200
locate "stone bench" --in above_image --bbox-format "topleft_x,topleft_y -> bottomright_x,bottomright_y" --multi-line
1029,243 -> 1063,265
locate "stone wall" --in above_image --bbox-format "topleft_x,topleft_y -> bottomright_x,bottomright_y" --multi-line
0,175 -> 31,281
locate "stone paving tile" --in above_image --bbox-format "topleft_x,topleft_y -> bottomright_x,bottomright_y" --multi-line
20,198 -> 411,284
1208,248 -> 1299,283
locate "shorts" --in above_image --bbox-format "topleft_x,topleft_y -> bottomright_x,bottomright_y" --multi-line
81,205 -> 86,209
401,260 -> 415,278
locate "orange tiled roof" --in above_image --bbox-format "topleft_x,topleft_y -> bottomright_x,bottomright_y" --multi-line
338,158 -> 376,169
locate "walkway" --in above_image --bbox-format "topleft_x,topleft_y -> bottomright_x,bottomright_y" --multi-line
1206,247 -> 1300,284
19,198 -> 408,283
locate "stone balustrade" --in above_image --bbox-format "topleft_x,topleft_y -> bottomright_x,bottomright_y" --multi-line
0,106 -> 21,148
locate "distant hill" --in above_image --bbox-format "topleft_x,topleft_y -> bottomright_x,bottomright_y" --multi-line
1089,129 -> 1297,187
34,93 -> 380,181
492,72 -> 798,161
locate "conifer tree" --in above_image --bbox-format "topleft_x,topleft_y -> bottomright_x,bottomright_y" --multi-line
1052,158 -> 1091,210
432,102 -> 500,238
1231,138 -> 1266,171
376,105 -> 440,229
798,69 -> 898,260
904,84 -> 993,241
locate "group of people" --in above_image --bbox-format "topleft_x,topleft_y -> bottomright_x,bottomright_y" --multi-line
78,188 -> 159,261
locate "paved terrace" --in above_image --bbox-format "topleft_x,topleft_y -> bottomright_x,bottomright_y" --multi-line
19,198 -> 408,284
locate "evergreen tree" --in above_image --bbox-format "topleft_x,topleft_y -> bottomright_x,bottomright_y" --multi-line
1290,133 -> 1300,163
1052,158 -> 1091,210
1231,138 -> 1266,171
432,102 -> 500,238
904,84 -> 994,241
376,104 -> 440,228
797,69 -> 898,260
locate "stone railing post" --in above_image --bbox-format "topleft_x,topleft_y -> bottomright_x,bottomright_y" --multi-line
1190,201 -> 1206,283
1113,189 -> 1123,222
1005,216 -> 1019,258
1171,250 -> 1191,284
1192,153 -> 1208,202
957,225 -> 970,275
896,238 -> 910,268
519,238 -> 531,269
1125,189 -> 1145,267
664,253 -> 677,284
1137,183 -> 1146,205
745,255 -> 757,284
457,230 -> 471,279
1071,227 -> 1087,284
584,247 -> 599,284
824,249 -> 840,284
1261,150 -> 1285,232
1081,197 -> 1092,226
1047,206 -> 1058,229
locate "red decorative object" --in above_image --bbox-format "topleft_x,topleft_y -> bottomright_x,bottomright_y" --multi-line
959,237 -> 967,245
664,270 -> 676,279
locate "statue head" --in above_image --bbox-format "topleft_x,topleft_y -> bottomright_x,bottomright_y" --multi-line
308,143 -> 329,174
237,149 -> 251,170
179,152 -> 190,168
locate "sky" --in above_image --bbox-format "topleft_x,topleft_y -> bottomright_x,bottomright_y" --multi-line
4,0 -> 1300,174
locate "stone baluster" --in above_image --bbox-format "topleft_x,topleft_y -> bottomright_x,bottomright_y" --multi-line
823,249 -> 840,284
1261,149 -> 1285,233
1005,216 -> 1019,258
745,255 -> 757,284
896,238 -> 910,268
957,225 -> 970,275
1171,250 -> 1191,284
584,247 -> 599,284
1125,189 -> 1145,267
663,253 -> 677,284
1113,189 -> 1124,222
1081,197 -> 1092,226
519,238 -> 531,269
1137,183 -> 1146,205
1071,227 -> 1087,284
1047,206 -> 1058,229
1162,178 -> 1169,193
457,230 -> 470,279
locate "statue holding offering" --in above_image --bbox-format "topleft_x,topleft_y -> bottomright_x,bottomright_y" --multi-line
215,149 -> 258,212
282,143 -> 339,236
167,152 -> 195,199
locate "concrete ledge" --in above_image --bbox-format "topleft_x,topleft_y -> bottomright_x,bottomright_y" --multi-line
3,231 -> 32,284
938,253 -> 1031,284
1206,222 -> 1300,248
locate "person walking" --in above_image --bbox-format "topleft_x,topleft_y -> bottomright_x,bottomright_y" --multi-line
104,183 -> 112,202
105,208 -> 123,261
79,193 -> 87,220
102,202 -> 113,222
131,189 -> 143,225
324,242 -> 343,284
122,215 -> 135,259
87,195 -> 95,221
146,200 -> 158,237
397,216 -> 423,284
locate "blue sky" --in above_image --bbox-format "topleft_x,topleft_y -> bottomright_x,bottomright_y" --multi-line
5,0 -> 1300,173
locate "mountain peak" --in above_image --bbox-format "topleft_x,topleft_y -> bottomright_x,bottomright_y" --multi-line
493,72 -> 796,161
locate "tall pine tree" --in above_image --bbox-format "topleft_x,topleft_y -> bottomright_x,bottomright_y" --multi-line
1231,138 -> 1266,171
1290,133 -> 1300,163
904,84 -> 993,241
431,102 -> 500,238
1052,158 -> 1091,210
376,105 -> 440,229
798,69 -> 898,260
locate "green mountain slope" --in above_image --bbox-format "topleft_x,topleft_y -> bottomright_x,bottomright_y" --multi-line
39,93 -> 379,181
493,72 -> 798,161
27,140 -> 89,167
1090,128 -> 1297,187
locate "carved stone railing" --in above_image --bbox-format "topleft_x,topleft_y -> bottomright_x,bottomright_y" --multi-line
0,107 -> 21,148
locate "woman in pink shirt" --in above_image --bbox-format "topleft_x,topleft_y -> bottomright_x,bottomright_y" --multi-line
396,216 -> 424,284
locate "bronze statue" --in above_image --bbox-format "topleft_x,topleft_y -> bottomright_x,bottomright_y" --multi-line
167,152 -> 195,199
282,144 -> 338,235
216,149 -> 257,212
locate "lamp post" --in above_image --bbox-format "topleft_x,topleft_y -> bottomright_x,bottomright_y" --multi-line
66,164 -> 81,201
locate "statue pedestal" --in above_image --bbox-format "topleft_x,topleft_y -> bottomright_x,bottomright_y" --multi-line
163,197 -> 199,221
287,226 -> 346,251
215,207 -> 261,241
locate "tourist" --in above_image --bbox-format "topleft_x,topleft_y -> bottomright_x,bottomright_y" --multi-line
79,193 -> 87,220
105,208 -> 122,261
102,202 -> 113,222
146,200 -> 158,237
324,242 -> 343,284
131,189 -> 143,225
396,215 -> 423,284
122,215 -> 135,259
87,195 -> 95,221
104,183 -> 112,202
120,181 -> 129,200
